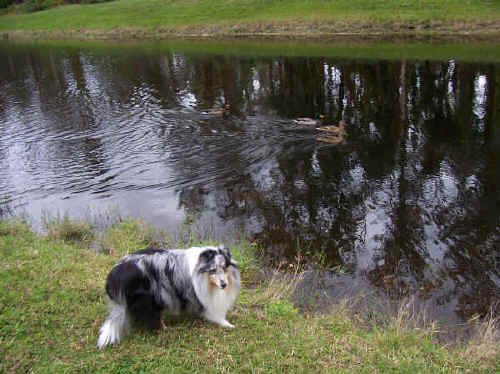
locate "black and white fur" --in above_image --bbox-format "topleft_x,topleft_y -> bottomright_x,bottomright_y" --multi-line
97,245 -> 240,349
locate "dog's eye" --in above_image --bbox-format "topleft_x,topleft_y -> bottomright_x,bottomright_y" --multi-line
209,269 -> 216,275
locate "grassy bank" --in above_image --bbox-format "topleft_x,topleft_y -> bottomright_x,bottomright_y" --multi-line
0,0 -> 499,39
0,216 -> 498,373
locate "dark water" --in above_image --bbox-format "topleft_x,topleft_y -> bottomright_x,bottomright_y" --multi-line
1,41 -> 499,324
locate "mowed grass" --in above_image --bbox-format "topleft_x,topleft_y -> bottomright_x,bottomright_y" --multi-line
0,0 -> 499,33
0,217 -> 498,373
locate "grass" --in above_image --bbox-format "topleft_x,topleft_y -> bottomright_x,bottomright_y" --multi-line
0,0 -> 499,37
0,216 -> 499,373
41,212 -> 94,243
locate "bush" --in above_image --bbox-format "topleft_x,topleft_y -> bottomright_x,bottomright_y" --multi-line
41,0 -> 64,8
23,0 -> 47,12
0,0 -> 16,9
2,0 -> 113,12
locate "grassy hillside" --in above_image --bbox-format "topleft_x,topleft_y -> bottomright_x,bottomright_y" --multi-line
1,0 -> 499,38
0,216 -> 499,373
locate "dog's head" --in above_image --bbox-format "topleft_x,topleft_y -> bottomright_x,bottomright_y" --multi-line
197,245 -> 238,290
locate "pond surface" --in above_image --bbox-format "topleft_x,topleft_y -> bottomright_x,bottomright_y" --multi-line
1,40 -> 499,324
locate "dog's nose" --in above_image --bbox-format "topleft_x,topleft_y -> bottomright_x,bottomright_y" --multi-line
220,281 -> 227,289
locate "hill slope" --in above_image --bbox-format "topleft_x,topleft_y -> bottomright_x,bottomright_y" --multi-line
1,0 -> 499,39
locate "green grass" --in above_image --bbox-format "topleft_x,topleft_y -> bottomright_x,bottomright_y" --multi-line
0,0 -> 499,35
0,217 -> 498,373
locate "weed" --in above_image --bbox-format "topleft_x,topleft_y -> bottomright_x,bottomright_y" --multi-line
95,217 -> 170,255
41,212 -> 93,242
0,195 -> 13,219
0,218 -> 31,237
264,299 -> 298,318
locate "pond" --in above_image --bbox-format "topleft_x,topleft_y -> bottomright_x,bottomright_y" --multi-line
0,39 -> 499,325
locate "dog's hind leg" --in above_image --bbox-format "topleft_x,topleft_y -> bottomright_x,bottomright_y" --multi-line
97,299 -> 131,349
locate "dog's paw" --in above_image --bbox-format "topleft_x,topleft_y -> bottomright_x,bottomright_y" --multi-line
220,320 -> 234,328
204,315 -> 235,328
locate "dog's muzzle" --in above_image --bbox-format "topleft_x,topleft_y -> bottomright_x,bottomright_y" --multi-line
210,270 -> 229,289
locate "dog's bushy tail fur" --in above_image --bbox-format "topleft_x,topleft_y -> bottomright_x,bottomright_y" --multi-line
97,298 -> 130,349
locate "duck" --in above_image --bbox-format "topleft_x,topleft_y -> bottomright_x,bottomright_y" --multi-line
317,135 -> 345,144
293,114 -> 325,126
316,120 -> 347,144
202,104 -> 231,117
316,120 -> 347,136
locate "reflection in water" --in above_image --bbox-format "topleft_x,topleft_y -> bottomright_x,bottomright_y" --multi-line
0,43 -> 499,323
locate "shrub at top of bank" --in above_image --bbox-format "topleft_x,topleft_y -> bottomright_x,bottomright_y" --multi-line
0,0 -> 15,9
1,0 -> 112,12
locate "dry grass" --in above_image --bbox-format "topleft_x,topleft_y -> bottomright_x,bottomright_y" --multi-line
254,254 -> 305,304
465,308 -> 500,363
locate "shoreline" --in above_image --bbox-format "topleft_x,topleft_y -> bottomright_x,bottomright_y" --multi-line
2,20 -> 500,42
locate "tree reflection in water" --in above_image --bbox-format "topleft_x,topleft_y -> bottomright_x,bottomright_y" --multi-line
0,43 -> 498,323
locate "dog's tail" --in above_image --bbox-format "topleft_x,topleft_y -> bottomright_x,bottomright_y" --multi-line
97,298 -> 130,349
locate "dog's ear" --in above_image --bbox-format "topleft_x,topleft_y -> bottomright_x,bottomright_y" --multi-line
218,245 -> 238,268
200,248 -> 217,260
198,248 -> 217,272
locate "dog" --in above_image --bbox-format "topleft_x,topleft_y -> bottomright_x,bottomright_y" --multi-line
97,245 -> 240,349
